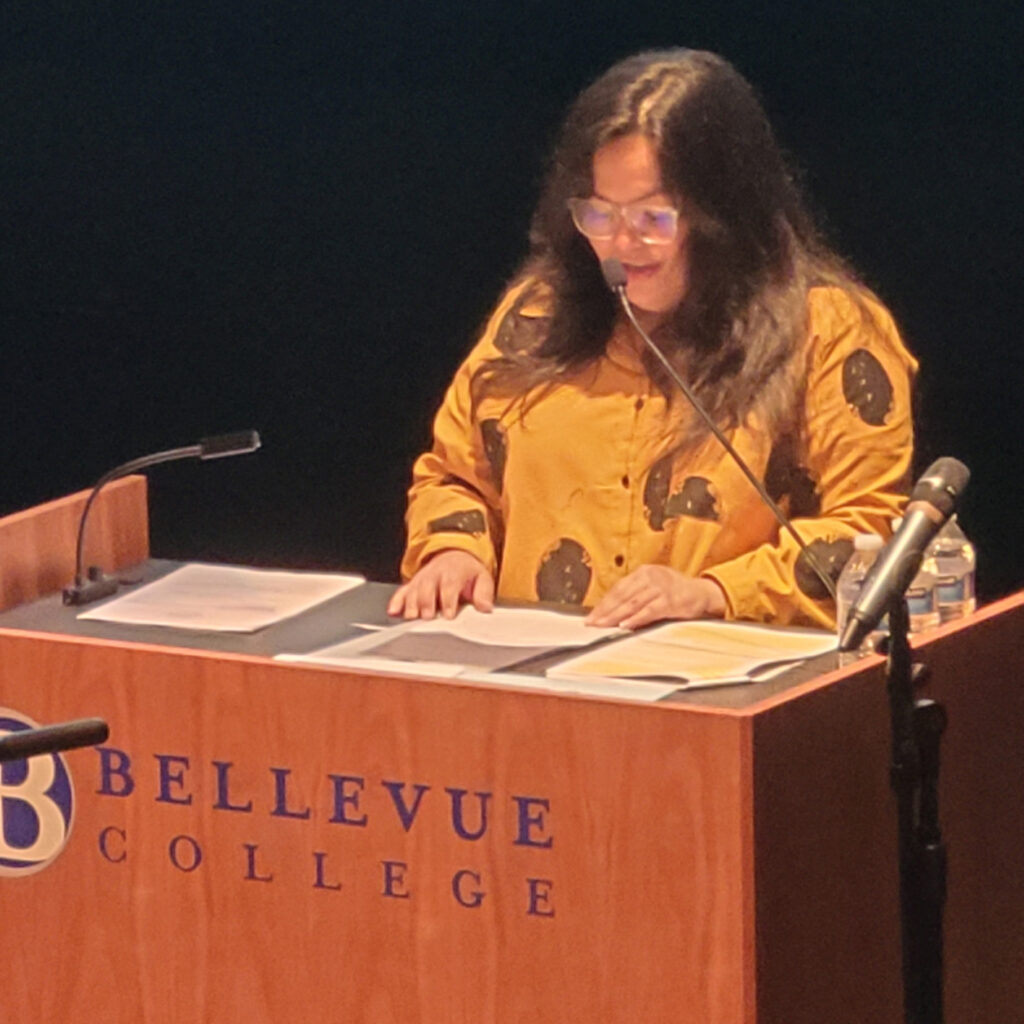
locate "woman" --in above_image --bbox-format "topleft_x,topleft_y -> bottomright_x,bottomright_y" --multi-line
387,49 -> 916,630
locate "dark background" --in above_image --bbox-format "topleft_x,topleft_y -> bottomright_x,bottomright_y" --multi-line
3,2 -> 1022,600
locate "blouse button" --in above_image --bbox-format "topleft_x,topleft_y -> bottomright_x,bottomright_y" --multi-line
620,474 -> 629,488
614,555 -> 625,567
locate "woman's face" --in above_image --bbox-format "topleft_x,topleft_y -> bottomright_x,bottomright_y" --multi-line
585,133 -> 690,324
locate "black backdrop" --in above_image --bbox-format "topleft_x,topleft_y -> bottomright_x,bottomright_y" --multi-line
4,2 -> 1022,600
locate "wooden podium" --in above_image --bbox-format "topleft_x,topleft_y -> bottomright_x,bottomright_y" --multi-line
1,482 -> 1021,1023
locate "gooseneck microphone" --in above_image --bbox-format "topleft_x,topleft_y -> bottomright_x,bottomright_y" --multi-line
0,718 -> 110,763
601,258 -> 837,601
63,430 -> 262,606
838,457 -> 969,652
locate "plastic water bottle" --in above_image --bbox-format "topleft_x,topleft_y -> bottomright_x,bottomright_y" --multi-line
892,517 -> 940,635
906,565 -> 939,634
927,515 -> 977,623
836,533 -> 887,663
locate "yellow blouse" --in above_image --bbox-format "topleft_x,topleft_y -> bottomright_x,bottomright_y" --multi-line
401,279 -> 917,628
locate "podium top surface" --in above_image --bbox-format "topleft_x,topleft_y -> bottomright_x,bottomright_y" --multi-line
0,558 -> 848,712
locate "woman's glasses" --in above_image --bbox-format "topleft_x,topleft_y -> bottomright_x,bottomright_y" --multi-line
567,197 -> 679,244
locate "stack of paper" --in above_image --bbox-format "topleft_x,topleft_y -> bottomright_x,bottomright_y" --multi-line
281,606 -> 623,673
77,563 -> 365,632
546,619 -> 837,688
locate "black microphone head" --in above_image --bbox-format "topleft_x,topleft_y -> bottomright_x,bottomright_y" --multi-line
910,457 -> 970,517
601,258 -> 627,292
199,430 -> 262,460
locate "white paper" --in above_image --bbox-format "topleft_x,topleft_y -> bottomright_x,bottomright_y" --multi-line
457,670 -> 679,702
276,652 -> 465,678
407,605 -> 624,647
274,607 -> 670,702
77,563 -> 365,632
548,619 -> 836,684
276,651 -> 676,702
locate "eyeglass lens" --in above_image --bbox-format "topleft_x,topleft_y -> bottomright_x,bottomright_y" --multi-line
569,198 -> 677,243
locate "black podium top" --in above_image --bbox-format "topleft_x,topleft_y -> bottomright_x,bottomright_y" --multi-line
0,559 -> 844,708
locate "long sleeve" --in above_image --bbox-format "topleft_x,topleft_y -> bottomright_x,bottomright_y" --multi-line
399,282 -> 539,580
701,287 -> 917,627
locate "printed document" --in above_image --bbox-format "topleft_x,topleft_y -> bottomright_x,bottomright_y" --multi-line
280,605 -> 623,672
547,619 -> 836,686
77,563 -> 365,632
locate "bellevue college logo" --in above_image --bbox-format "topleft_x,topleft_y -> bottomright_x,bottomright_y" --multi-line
0,709 -> 75,877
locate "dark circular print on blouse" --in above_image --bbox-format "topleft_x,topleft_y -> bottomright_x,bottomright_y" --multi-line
536,538 -> 592,605
665,476 -> 719,521
765,438 -> 821,518
795,537 -> 854,601
643,457 -> 673,530
427,509 -> 487,538
480,419 -> 507,495
644,455 -> 719,530
842,349 -> 893,427
493,296 -> 549,357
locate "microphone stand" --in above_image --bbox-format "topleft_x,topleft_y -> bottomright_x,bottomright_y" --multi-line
63,430 -> 261,606
0,718 -> 110,763
607,270 -> 837,601
886,595 -> 947,1023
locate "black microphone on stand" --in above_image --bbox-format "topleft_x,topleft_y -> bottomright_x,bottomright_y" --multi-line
0,718 -> 110,763
63,430 -> 262,606
600,257 -> 837,600
839,456 -> 970,652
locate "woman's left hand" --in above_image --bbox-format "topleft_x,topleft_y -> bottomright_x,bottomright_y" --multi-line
584,566 -> 727,629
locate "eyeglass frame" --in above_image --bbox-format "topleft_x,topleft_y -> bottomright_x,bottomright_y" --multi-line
566,196 -> 681,245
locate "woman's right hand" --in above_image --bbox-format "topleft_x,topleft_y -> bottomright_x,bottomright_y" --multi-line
386,550 -> 495,620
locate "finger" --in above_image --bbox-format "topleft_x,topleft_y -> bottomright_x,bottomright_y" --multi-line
585,581 -> 633,625
418,584 -> 439,619
586,599 -> 628,626
588,583 -> 648,626
470,570 -> 494,612
401,590 -> 421,619
406,578 -> 438,620
386,584 -> 409,617
617,598 -> 664,630
439,575 -> 463,619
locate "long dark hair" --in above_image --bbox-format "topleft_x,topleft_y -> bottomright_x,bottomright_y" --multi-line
478,49 -> 869,437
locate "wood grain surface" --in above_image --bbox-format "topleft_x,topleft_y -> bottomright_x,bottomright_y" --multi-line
0,629 -> 752,1023
0,476 -> 148,611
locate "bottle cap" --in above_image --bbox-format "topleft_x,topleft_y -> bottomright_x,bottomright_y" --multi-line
853,533 -> 884,551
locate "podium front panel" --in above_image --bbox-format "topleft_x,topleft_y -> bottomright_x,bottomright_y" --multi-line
0,629 -> 754,1023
